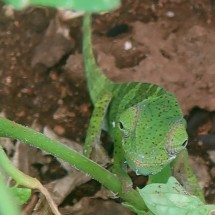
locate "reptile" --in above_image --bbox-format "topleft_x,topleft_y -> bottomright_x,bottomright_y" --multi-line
82,13 -> 188,181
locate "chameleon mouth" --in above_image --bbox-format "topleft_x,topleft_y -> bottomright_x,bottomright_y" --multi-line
131,155 -> 175,167
125,154 -> 176,176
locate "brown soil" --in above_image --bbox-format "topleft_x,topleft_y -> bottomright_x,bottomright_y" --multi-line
0,0 -> 215,214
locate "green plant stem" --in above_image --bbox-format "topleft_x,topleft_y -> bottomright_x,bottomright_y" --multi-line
0,145 -> 61,215
0,171 -> 21,215
0,145 -> 40,189
0,117 -> 146,211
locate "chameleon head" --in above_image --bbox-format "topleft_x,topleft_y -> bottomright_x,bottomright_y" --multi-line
117,94 -> 188,176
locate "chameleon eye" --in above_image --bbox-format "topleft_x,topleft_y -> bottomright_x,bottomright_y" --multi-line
182,140 -> 188,147
118,121 -> 129,138
118,121 -> 124,130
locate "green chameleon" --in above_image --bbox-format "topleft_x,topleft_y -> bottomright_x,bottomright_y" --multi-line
82,13 -> 188,179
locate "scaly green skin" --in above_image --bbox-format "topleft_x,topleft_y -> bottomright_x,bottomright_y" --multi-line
83,14 -> 188,178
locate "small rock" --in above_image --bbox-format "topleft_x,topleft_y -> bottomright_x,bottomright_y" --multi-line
31,19 -> 74,68
207,151 -> 215,163
64,54 -> 84,80
54,125 -> 65,135
210,167 -> 215,178
166,11 -> 175,18
124,41 -> 132,50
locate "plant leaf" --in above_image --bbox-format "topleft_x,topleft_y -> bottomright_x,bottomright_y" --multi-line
4,0 -> 120,12
122,202 -> 148,215
10,187 -> 31,205
138,177 -> 215,215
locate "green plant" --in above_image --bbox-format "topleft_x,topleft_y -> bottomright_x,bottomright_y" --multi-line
3,0 -> 120,11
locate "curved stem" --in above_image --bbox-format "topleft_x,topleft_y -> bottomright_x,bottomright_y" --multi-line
0,145 -> 61,215
0,117 -> 146,211
0,171 -> 21,215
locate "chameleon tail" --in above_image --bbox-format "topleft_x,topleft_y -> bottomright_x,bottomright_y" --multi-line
83,13 -> 112,104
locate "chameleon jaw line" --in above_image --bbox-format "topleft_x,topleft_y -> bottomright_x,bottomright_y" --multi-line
131,156 -> 175,167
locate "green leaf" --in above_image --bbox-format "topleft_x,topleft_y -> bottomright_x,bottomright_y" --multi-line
138,177 -> 215,215
10,187 -> 31,205
4,0 -> 121,12
4,0 -> 28,9
149,164 -> 172,184
0,174 -> 21,215
57,0 -> 120,12
122,202 -> 148,215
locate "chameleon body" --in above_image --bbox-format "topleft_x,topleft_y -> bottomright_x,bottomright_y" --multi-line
83,14 -> 188,177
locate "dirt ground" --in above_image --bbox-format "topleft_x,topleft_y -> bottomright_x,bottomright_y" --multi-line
0,0 -> 215,214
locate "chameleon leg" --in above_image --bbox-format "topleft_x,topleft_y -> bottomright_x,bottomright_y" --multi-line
113,135 -> 133,193
172,149 -> 205,202
149,149 -> 204,201
84,93 -> 112,159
